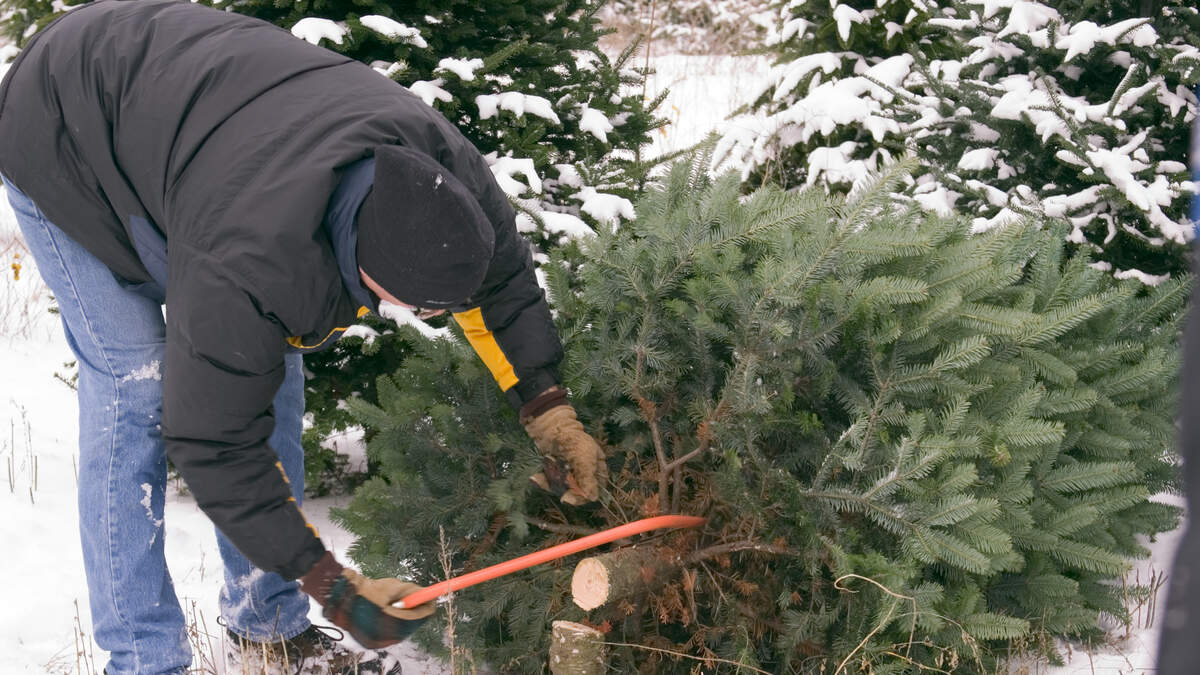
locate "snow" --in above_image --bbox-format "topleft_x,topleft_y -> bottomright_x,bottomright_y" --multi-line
958,148 -> 999,172
637,54 -> 772,161
572,187 -> 635,229
474,92 -> 562,125
578,106 -> 614,144
771,53 -> 841,103
806,143 -> 869,187
359,15 -> 428,48
343,324 -> 379,345
118,360 -> 162,383
409,79 -> 453,107
376,302 -> 453,341
1085,140 -> 1192,244
289,17 -> 346,46
487,155 -> 543,198
832,4 -> 866,42
538,211 -> 594,241
553,164 -> 584,189
436,57 -> 485,82
1114,268 -> 1170,287
997,1 -> 1059,39
1056,19 -> 1157,62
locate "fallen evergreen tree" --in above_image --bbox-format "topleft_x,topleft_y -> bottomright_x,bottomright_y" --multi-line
337,156 -> 1185,672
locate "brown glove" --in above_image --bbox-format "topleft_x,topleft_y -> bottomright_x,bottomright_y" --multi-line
521,388 -> 607,505
299,552 -> 435,648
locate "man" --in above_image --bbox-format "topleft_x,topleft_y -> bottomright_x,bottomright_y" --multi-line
0,1 -> 607,673
1157,90 -> 1200,675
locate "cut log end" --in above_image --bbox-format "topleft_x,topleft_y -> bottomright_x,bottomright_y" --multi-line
549,620 -> 606,675
571,557 -> 611,611
571,546 -> 674,611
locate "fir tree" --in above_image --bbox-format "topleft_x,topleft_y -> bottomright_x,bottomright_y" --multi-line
722,0 -> 1200,278
338,156 -> 1186,672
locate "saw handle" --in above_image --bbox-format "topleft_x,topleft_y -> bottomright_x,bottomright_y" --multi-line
395,515 -> 706,609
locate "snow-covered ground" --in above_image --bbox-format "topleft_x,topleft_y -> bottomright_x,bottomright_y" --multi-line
639,52 -> 771,160
1026,496 -> 1186,675
0,52 -> 1188,674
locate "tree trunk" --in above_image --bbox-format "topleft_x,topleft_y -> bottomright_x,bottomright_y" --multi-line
571,546 -> 675,611
549,621 -> 606,675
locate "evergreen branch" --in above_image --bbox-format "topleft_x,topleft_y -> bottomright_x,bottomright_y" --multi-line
863,444 -> 942,500
1119,274 -> 1191,334
840,156 -> 919,234
800,488 -> 916,535
1041,461 -> 1139,493
1017,293 -> 1111,346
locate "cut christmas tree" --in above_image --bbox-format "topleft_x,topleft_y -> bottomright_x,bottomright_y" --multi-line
337,155 -> 1187,672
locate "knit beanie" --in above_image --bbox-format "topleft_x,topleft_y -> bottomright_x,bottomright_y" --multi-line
355,145 -> 495,308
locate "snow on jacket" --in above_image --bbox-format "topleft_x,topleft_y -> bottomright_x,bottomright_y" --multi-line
0,0 -> 562,579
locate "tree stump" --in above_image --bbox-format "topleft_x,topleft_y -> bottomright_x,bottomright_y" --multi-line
549,620 -> 606,675
571,546 -> 674,611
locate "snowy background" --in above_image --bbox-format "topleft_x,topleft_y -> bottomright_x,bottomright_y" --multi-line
0,47 -> 1188,675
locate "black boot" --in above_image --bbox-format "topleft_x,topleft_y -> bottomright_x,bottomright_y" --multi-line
225,624 -> 402,674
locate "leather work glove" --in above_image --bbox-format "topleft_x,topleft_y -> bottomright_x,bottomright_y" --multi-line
521,387 -> 608,505
299,552 -> 435,648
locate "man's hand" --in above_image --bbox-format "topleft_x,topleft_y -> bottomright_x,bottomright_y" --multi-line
521,388 -> 608,505
299,552 -> 435,648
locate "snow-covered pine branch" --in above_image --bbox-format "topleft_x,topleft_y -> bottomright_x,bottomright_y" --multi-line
724,0 -> 1199,279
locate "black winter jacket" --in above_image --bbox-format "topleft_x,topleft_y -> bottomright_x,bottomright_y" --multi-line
0,0 -> 562,579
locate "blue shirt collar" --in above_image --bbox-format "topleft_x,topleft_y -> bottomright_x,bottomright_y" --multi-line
325,157 -> 378,312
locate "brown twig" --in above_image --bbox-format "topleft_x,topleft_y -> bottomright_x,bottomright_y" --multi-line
525,515 -> 598,537
662,438 -> 710,475
637,396 -> 672,509
834,574 -> 919,668
465,513 -> 507,570
685,540 -> 796,565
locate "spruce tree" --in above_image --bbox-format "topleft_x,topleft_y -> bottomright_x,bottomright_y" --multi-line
723,0 -> 1200,278
337,156 -> 1186,672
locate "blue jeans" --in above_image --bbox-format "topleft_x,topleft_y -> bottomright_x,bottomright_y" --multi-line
5,181 -> 313,674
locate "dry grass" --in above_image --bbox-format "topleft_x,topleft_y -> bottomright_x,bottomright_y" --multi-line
596,0 -> 770,57
439,525 -> 478,675
0,211 -> 55,341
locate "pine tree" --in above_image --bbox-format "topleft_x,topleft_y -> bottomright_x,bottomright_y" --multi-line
722,0 -> 1200,278
337,156 -> 1186,672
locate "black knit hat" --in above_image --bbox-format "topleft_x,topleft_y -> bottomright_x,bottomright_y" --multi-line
356,145 -> 495,308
